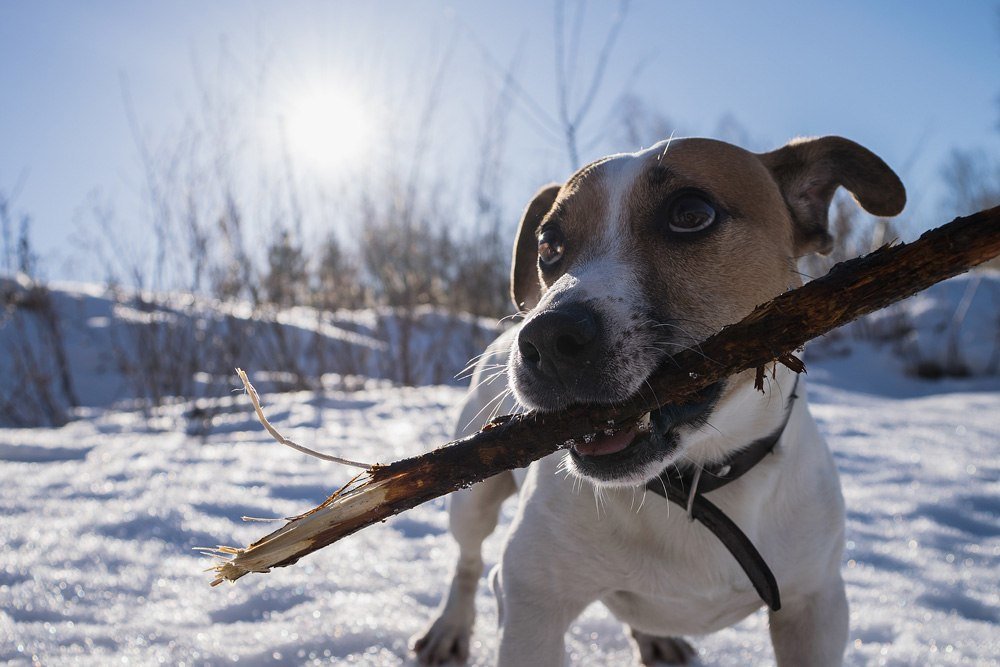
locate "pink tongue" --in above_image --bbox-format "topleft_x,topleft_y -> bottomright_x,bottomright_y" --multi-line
573,428 -> 638,457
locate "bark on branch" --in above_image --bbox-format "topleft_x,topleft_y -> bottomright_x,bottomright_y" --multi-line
209,205 -> 1000,585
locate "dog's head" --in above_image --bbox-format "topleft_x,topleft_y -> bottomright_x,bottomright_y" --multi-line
507,136 -> 905,486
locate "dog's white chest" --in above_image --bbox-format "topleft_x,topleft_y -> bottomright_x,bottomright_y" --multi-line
514,455 -> 765,624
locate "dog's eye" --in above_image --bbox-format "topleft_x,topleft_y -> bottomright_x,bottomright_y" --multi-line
537,228 -> 565,267
668,194 -> 717,233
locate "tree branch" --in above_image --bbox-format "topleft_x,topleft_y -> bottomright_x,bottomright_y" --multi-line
208,205 -> 1000,585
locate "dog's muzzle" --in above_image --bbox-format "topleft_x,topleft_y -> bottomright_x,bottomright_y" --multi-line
567,381 -> 723,483
516,303 -> 601,386
510,302 -> 723,482
511,303 -> 629,410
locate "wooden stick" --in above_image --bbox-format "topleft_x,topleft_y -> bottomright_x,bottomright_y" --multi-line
208,205 -> 1000,585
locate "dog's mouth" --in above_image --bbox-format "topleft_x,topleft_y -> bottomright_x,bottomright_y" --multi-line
567,381 -> 724,483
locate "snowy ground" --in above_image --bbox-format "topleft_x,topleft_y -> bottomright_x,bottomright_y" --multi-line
1,343 -> 998,666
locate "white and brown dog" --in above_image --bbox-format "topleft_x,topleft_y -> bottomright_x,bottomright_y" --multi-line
413,136 -> 905,666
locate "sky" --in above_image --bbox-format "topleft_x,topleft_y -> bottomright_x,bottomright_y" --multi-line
1,0 -> 998,283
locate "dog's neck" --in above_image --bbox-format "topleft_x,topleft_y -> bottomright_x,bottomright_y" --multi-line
647,373 -> 801,504
670,367 -> 802,468
642,373 -> 801,612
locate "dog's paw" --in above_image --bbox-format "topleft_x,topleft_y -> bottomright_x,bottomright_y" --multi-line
411,617 -> 472,665
629,628 -> 696,666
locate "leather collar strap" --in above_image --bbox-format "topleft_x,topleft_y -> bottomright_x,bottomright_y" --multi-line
644,377 -> 800,612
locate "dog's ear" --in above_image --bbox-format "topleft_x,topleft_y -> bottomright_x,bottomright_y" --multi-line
759,136 -> 906,254
511,183 -> 561,311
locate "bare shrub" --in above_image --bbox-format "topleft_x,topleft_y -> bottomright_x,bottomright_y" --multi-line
0,192 -> 79,426
312,234 -> 366,311
263,228 -> 309,308
0,278 -> 78,426
615,93 -> 677,151
941,148 -> 1000,271
108,292 -> 202,409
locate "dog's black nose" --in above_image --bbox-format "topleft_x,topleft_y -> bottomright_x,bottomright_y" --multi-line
517,304 -> 600,380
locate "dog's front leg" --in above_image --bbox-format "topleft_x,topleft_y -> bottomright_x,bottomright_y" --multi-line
768,572 -> 849,666
493,564 -> 589,667
413,471 -> 517,664
492,523 -> 594,667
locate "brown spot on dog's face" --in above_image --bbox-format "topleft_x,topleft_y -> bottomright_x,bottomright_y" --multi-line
532,165 -> 612,289
623,138 -> 797,342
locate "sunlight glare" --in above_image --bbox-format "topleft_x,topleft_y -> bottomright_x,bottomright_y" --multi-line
286,88 -> 373,174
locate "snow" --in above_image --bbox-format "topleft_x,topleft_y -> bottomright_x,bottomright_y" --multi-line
0,277 -> 499,426
1,275 -> 999,665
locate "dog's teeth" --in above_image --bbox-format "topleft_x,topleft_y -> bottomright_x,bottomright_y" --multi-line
637,412 -> 651,431
582,433 -> 595,444
603,428 -> 614,436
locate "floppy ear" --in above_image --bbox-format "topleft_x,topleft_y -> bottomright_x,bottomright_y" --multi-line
759,136 -> 906,254
511,183 -> 561,311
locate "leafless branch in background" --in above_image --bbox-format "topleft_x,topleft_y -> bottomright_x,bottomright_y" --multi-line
614,93 -> 677,151
940,149 -> 1000,218
554,0 -> 630,169
1,177 -> 30,277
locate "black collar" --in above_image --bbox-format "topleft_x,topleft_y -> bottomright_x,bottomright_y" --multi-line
644,377 -> 800,612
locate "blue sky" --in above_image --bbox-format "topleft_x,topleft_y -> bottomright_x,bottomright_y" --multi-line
1,1 -> 998,281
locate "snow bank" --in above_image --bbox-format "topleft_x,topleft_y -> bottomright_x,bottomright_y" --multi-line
0,279 -> 500,426
811,270 -> 1000,379
3,271 -> 997,427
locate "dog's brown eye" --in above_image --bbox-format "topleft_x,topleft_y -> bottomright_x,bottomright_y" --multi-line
668,195 -> 717,233
538,229 -> 565,267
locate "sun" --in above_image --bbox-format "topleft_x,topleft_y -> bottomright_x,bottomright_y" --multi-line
285,88 -> 374,174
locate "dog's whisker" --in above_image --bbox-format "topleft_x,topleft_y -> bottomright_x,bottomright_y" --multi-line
643,379 -> 662,411
456,354 -> 488,374
555,455 -> 571,475
485,390 -> 515,424
592,484 -> 608,519
455,363 -> 507,383
472,368 -> 508,389
657,130 -> 675,162
643,316 -> 715,333
786,256 -> 816,282
464,360 -> 507,372
455,364 -> 492,383
699,418 -> 724,437
458,349 -> 502,371
497,311 -> 528,325
636,486 -> 649,514
483,369 -> 510,386
455,349 -> 510,379
463,388 -> 513,431
648,338 -> 719,365
626,486 -> 644,515
655,474 -> 671,518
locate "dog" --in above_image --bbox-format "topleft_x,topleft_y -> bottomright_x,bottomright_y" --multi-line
413,136 -> 905,666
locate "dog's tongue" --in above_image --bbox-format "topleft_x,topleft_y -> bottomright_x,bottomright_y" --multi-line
573,427 -> 638,457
